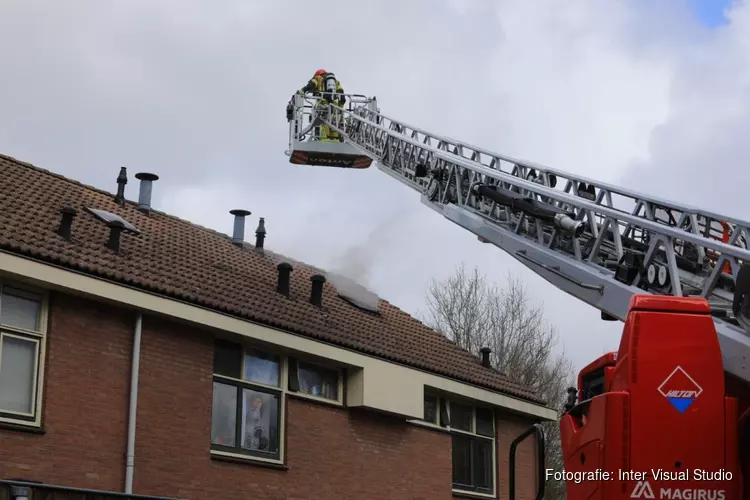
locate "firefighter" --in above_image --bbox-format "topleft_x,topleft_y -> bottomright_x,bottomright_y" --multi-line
296,69 -> 346,141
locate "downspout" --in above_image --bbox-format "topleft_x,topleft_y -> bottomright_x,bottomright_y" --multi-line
125,313 -> 143,494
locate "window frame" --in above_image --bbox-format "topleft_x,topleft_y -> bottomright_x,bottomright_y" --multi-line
287,357 -> 344,405
211,341 -> 287,464
419,392 -> 497,497
0,282 -> 48,428
210,340 -> 345,466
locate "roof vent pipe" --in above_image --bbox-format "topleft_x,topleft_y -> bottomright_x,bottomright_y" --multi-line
135,173 -> 159,214
115,167 -> 128,206
255,217 -> 266,250
229,209 -> 251,247
480,347 -> 492,368
57,206 -> 77,240
310,274 -> 326,306
277,262 -> 293,296
107,220 -> 124,253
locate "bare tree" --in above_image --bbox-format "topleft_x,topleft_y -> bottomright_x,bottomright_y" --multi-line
422,262 -> 575,500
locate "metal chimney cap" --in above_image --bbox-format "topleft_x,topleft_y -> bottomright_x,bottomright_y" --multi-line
60,206 -> 77,216
230,209 -> 251,217
277,262 -> 293,271
311,274 -> 326,283
135,172 -> 159,181
480,347 -> 491,354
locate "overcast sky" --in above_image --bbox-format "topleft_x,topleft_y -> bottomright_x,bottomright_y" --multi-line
1,0 -> 747,376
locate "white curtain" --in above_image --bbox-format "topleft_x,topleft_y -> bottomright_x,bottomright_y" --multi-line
0,335 -> 36,414
0,292 -> 40,331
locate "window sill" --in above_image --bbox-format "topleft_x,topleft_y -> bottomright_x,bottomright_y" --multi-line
288,391 -> 344,408
408,420 -> 497,441
408,419 -> 450,433
210,450 -> 288,470
0,420 -> 45,434
452,490 -> 496,500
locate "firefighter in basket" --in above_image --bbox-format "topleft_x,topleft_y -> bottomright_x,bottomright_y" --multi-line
293,69 -> 346,142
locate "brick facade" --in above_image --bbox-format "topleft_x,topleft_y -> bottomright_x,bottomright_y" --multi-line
0,292 -> 539,500
1,292 -> 132,491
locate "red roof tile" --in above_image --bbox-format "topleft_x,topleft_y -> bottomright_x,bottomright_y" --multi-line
0,153 -> 545,405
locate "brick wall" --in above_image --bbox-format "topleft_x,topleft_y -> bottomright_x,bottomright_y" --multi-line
133,315 -> 455,500
0,292 -> 540,500
0,293 -> 133,491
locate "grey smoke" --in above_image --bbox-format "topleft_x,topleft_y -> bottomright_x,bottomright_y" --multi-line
328,207 -> 401,287
332,242 -> 373,286
326,235 -> 381,312
324,208 -> 404,312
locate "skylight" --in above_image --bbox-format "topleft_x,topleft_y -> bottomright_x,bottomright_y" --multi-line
85,207 -> 140,234
326,272 -> 380,313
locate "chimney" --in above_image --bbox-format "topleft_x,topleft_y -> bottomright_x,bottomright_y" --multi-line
135,172 -> 159,214
255,217 -> 266,250
57,206 -> 77,240
277,262 -> 293,296
106,220 -> 124,253
114,167 -> 128,206
230,209 -> 251,247
480,347 -> 492,368
310,274 -> 326,307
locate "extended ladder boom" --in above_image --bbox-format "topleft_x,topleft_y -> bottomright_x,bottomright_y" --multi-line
286,94 -> 750,383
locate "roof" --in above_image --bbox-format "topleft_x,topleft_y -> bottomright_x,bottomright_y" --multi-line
0,153 -> 545,405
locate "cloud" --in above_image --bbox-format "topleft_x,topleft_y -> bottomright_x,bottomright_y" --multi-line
1,0 -> 747,373
620,3 -> 750,220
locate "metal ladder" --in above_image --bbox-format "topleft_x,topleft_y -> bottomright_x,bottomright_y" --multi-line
302,96 -> 750,383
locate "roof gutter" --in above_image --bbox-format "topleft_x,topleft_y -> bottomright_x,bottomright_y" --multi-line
125,313 -> 143,494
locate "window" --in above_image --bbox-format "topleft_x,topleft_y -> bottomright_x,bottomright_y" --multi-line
288,359 -> 341,401
0,285 -> 46,426
210,340 -> 343,463
423,394 -> 437,423
422,393 -> 496,496
211,340 -> 283,461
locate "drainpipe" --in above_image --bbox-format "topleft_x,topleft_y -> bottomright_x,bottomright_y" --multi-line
125,313 -> 143,494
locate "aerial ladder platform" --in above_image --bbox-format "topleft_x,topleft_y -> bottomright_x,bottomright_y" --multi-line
287,92 -> 750,384
286,92 -> 750,499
